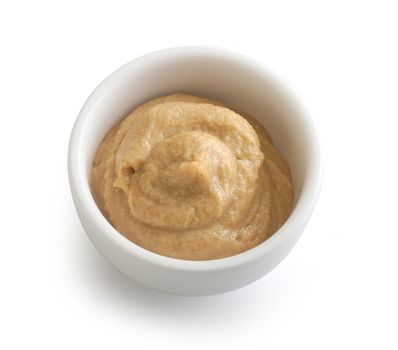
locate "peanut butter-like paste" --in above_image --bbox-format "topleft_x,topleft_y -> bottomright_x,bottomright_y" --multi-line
91,94 -> 293,260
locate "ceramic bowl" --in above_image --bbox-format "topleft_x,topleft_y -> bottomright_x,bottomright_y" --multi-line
68,46 -> 322,296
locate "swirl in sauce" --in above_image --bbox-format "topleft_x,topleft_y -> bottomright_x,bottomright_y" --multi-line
92,94 -> 293,260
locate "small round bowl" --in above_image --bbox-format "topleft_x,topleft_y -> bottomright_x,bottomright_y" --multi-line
68,46 -> 322,296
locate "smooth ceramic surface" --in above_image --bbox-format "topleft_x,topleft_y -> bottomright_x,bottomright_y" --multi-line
68,47 -> 322,296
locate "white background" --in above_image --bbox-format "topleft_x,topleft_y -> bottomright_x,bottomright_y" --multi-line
1,1 -> 397,349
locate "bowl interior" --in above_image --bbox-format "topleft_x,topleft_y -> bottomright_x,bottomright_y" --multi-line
78,49 -> 316,215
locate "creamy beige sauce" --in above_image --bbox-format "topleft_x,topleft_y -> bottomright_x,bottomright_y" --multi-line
91,94 -> 293,260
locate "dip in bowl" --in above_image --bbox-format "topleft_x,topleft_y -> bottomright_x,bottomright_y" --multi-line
68,46 -> 321,296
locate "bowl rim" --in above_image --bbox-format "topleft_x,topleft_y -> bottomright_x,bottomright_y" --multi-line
68,45 -> 322,272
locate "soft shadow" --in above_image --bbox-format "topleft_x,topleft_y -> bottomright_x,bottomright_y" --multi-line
65,207 -> 299,326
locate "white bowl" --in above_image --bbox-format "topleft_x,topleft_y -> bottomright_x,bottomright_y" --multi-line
68,46 -> 322,296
